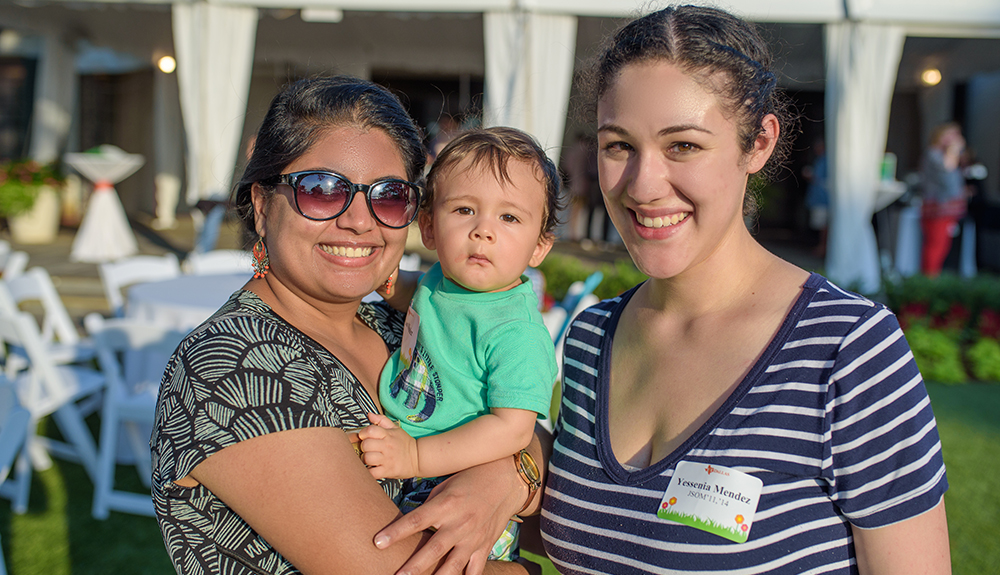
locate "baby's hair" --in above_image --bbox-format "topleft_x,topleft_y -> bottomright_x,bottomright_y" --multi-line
425,127 -> 564,237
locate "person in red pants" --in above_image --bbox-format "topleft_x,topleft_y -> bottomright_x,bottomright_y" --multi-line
920,122 -> 968,277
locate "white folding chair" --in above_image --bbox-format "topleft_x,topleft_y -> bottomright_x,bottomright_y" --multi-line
88,315 -> 185,519
0,250 -> 28,280
98,253 -> 181,317
0,310 -> 104,513
182,249 -> 253,276
2,267 -> 96,368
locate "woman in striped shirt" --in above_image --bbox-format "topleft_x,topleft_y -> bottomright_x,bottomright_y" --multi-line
533,5 -> 950,574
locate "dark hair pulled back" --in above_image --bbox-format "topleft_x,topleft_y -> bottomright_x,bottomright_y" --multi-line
583,5 -> 795,203
233,75 -> 426,247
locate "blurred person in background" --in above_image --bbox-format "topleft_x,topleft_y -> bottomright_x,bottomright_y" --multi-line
920,122 -> 968,277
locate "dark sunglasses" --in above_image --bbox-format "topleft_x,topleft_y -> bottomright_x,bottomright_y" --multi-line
273,170 -> 422,229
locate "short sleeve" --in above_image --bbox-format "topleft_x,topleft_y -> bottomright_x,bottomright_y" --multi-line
159,314 -> 347,482
826,305 -> 948,528
483,319 -> 557,418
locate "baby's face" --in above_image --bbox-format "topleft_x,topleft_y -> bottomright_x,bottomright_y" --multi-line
419,158 -> 553,293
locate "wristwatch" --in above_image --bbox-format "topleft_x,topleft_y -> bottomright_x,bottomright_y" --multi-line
513,449 -> 541,520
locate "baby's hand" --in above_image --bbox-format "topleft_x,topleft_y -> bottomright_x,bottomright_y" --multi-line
357,413 -> 420,480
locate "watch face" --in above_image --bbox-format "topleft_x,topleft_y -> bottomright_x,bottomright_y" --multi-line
519,451 -> 540,484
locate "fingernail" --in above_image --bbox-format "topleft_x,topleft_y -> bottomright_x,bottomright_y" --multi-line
374,534 -> 388,549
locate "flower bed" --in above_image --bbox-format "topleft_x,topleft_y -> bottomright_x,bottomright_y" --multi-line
885,274 -> 1000,384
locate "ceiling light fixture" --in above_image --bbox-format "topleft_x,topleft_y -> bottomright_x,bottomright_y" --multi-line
920,68 -> 942,86
158,55 -> 177,74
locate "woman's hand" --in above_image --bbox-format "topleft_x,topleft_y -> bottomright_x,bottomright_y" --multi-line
374,432 -> 545,575
375,459 -> 525,575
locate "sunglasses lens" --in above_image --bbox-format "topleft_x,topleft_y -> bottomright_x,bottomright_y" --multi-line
370,181 -> 419,228
294,173 -> 351,219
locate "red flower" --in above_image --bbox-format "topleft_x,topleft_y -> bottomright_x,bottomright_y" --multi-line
542,293 -> 556,312
978,308 -> 1000,340
931,303 -> 970,333
896,301 -> 929,330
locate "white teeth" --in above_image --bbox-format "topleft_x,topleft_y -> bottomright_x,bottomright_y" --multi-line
639,213 -> 688,228
320,245 -> 373,258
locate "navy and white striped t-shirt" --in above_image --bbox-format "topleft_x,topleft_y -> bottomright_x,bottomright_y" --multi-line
541,273 -> 947,574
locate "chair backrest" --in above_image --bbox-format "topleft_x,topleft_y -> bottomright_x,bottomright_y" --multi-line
4,267 -> 81,347
0,250 -> 29,279
0,310 -> 72,411
183,249 -> 253,276
99,253 -> 181,316
0,282 -> 15,317
89,316 -> 185,399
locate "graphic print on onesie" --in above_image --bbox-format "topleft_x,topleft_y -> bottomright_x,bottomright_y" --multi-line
387,306 -> 442,423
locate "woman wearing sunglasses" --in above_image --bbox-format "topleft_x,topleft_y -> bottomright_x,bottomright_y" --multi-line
151,76 -> 539,575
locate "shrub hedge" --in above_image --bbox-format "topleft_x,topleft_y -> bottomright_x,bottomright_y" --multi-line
883,273 -> 1000,384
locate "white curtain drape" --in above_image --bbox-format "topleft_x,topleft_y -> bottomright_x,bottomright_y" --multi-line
29,31 -> 76,164
483,10 -> 577,166
172,2 -> 258,205
824,22 -> 904,294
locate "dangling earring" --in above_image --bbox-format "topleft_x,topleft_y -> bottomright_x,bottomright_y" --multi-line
252,237 -> 269,278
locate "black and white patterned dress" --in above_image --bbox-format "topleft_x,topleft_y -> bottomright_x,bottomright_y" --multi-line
151,290 -> 405,574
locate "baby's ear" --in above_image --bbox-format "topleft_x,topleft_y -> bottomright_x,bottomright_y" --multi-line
418,211 -> 436,250
528,232 -> 555,268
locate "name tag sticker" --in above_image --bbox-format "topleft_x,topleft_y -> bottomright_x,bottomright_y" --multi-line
657,461 -> 763,543
400,306 -> 420,369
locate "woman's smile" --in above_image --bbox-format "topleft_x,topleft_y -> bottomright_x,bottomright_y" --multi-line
636,211 -> 690,229
318,244 -> 375,258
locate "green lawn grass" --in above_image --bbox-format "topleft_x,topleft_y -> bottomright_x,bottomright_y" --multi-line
925,382 -> 1000,575
1,383 -> 996,574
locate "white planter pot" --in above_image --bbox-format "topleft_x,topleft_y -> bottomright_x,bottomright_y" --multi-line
9,185 -> 61,245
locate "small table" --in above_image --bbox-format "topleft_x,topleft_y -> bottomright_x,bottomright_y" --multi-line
65,145 -> 144,263
126,273 -> 251,331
